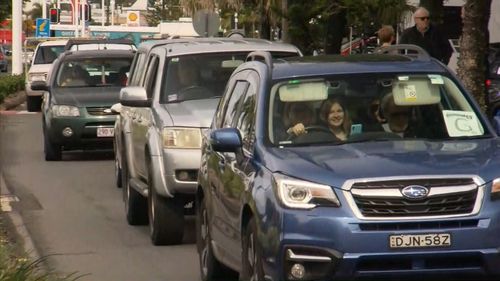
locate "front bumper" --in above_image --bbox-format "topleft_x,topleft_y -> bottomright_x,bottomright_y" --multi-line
260,186 -> 500,280
46,112 -> 116,151
153,148 -> 201,196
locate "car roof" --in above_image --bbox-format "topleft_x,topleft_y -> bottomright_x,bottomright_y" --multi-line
271,54 -> 449,80
137,37 -> 301,56
60,49 -> 135,60
38,40 -> 69,47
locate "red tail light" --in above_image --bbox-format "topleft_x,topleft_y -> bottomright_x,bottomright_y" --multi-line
486,79 -> 492,88
0,53 -> 3,60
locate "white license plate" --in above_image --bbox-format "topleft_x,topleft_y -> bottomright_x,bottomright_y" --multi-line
389,233 -> 451,249
97,127 -> 114,137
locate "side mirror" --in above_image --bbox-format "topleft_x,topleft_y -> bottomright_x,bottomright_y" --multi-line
30,81 -> 48,91
5,50 -> 11,56
210,128 -> 242,153
110,103 -> 122,114
119,86 -> 151,107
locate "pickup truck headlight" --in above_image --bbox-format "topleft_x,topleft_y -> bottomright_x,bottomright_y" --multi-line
28,73 -> 47,82
273,173 -> 340,209
52,105 -> 80,117
162,128 -> 202,148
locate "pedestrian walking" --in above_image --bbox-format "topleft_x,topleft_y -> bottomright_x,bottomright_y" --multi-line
399,7 -> 453,64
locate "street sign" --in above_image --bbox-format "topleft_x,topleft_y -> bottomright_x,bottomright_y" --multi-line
192,10 -> 220,37
35,18 -> 50,38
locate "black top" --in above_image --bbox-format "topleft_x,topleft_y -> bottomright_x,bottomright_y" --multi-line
399,24 -> 453,65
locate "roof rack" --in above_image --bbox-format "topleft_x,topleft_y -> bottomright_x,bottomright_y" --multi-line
64,38 -> 135,51
374,44 -> 431,61
246,51 -> 273,69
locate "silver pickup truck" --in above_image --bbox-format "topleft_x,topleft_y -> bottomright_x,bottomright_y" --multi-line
113,37 -> 301,245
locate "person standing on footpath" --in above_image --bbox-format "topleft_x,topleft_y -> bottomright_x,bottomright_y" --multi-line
399,7 -> 453,64
377,25 -> 395,48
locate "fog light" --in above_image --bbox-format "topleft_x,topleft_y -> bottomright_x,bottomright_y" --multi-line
62,127 -> 73,137
290,263 -> 305,279
178,171 -> 189,181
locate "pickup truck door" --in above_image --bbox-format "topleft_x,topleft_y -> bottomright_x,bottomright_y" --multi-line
131,54 -> 160,179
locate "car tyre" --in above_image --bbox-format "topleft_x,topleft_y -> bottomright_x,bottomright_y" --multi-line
241,217 -> 265,281
196,195 -> 238,281
27,95 -> 41,112
114,141 -> 122,188
148,162 -> 184,245
43,127 -> 61,161
122,156 -> 148,225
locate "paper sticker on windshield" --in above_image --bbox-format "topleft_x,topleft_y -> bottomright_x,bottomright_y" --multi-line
442,110 -> 483,137
168,94 -> 178,102
428,75 -> 444,84
351,124 -> 362,135
403,85 -> 417,101
398,76 -> 409,81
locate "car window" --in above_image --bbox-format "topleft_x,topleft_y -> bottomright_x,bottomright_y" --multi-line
160,51 -> 299,104
235,73 -> 258,150
268,73 -> 489,146
222,81 -> 249,128
56,57 -> 132,88
128,52 -> 147,86
144,55 -> 160,99
33,45 -> 65,64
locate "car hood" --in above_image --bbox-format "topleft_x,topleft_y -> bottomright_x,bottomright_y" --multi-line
263,139 -> 500,189
28,64 -> 51,74
51,87 -> 121,107
161,98 -> 220,127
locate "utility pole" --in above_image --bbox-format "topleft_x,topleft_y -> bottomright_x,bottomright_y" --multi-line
41,0 -> 47,19
12,0 -> 23,74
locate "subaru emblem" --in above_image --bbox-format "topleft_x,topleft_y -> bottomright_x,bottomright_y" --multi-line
401,185 -> 429,200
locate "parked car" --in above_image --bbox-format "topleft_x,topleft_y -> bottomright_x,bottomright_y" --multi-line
114,37 -> 301,246
197,45 -> 500,280
31,49 -> 134,161
26,39 -> 68,112
0,44 -> 9,72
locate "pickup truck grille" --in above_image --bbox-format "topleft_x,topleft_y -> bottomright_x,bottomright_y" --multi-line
87,107 -> 114,116
347,177 -> 481,219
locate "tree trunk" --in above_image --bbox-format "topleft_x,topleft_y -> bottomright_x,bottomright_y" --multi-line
281,0 -> 289,42
457,0 -> 491,112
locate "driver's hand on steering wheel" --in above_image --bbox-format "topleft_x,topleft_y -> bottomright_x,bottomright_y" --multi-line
287,123 -> 307,136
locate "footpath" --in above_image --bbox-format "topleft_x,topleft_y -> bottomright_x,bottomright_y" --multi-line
0,91 -> 42,264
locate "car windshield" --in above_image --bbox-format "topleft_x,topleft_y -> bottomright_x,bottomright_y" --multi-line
160,51 -> 298,103
269,73 -> 489,146
56,57 -> 132,88
33,45 -> 65,64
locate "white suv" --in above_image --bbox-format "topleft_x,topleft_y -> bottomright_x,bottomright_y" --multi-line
26,40 -> 67,112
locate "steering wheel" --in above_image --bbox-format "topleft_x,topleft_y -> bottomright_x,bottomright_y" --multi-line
287,125 -> 332,141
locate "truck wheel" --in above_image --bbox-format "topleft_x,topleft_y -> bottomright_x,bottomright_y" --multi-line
122,157 -> 148,225
148,165 -> 184,245
197,195 -> 238,281
241,217 -> 265,281
43,129 -> 61,161
27,96 -> 41,112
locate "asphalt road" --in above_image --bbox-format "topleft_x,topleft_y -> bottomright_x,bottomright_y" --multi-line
0,112 -> 201,281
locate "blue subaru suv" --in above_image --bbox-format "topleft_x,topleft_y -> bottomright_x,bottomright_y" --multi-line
196,45 -> 500,280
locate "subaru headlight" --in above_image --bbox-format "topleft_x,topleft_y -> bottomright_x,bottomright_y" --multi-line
162,127 -> 202,148
492,178 -> 500,194
273,173 -> 340,209
52,105 -> 80,117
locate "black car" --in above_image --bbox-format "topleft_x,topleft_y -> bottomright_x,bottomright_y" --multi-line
31,49 -> 134,160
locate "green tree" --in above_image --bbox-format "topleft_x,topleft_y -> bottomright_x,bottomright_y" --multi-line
147,0 -> 184,26
0,0 -> 29,23
457,0 -> 491,112
27,2 -> 43,20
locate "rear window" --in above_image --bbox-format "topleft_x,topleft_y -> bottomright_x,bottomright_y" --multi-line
56,57 -> 132,88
